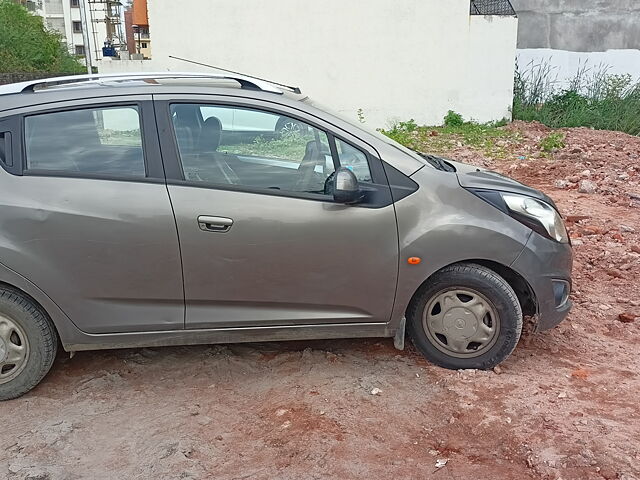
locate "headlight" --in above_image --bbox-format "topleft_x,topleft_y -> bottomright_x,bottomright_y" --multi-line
502,195 -> 569,243
469,190 -> 569,243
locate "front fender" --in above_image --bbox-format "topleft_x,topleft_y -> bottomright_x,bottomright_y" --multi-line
389,167 -> 532,327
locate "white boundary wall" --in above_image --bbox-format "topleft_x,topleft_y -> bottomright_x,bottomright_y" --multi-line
517,48 -> 640,87
99,0 -> 518,128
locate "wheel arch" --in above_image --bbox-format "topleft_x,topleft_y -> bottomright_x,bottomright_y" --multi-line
0,280 -> 60,340
406,259 -> 537,318
0,262 -> 81,351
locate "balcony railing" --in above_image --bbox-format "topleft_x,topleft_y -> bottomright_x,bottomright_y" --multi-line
470,0 -> 516,16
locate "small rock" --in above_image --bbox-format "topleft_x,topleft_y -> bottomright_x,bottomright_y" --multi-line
617,298 -> 630,304
618,313 -> 636,323
570,147 -> 583,154
578,180 -> 598,194
558,392 -> 568,399
370,387 -> 382,396
275,408 -> 288,416
493,366 -> 502,375
566,215 -> 590,223
599,304 -> 612,311
8,464 -> 21,474
580,169 -> 592,177
567,175 -> 580,183
620,225 -> 635,233
435,459 -> 448,468
631,245 -> 640,254
599,466 -> 618,480
554,179 -> 569,189
631,300 -> 640,307
196,416 -> 212,426
604,269 -> 623,279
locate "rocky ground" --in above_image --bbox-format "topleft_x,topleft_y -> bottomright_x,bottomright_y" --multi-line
1,122 -> 639,480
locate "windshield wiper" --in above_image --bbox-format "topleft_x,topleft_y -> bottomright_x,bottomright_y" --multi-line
414,152 -> 456,172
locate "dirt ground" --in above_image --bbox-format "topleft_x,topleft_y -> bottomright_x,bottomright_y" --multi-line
1,122 -> 640,480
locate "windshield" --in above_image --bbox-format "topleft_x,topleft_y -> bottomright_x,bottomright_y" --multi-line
302,98 -> 427,163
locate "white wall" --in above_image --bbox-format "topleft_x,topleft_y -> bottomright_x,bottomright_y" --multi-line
517,48 -> 640,87
99,0 -> 518,128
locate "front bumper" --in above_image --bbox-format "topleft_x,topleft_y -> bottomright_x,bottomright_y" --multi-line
511,232 -> 573,331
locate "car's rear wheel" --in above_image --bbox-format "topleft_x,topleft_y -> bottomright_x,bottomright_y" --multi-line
407,263 -> 522,370
0,287 -> 57,401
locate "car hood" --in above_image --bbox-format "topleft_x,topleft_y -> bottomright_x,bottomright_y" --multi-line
448,159 -> 557,208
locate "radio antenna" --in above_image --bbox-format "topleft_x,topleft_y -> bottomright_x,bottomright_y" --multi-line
168,55 -> 301,94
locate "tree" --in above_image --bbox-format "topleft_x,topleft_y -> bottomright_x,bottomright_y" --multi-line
0,0 -> 85,73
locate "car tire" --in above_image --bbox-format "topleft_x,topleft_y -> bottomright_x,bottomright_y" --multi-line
0,287 -> 57,401
407,263 -> 522,370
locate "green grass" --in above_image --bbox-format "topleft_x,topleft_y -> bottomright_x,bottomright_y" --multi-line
513,61 -> 640,135
219,132 -> 311,160
538,131 -> 565,153
381,114 -> 520,160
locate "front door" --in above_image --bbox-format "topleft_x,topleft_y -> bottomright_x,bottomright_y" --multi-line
158,100 -> 399,329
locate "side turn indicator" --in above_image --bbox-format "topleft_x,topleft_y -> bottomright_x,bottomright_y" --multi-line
408,257 -> 421,265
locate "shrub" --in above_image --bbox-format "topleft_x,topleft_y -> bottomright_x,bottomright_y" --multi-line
444,110 -> 464,127
0,0 -> 84,73
513,60 -> 640,135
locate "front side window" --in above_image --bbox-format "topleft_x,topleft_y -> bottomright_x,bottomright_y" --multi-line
25,106 -> 146,177
171,104 -> 336,195
72,21 -> 82,33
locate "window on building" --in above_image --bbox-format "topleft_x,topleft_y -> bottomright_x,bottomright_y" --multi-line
70,0 -> 80,7
141,42 -> 148,48
72,21 -> 82,33
25,106 -> 146,178
75,45 -> 85,56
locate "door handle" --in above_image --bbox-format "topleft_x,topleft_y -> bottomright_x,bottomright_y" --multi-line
197,216 -> 234,233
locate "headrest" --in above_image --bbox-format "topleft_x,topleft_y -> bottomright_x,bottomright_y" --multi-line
199,116 -> 222,152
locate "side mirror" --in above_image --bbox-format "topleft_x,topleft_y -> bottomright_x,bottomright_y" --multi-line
333,167 -> 361,204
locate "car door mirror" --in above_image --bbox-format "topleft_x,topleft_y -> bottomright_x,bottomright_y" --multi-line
333,167 -> 361,204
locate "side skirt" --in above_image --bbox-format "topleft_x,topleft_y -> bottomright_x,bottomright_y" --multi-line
64,322 -> 393,352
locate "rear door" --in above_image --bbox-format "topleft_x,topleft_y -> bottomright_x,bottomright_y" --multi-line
155,96 -> 399,329
0,96 -> 184,334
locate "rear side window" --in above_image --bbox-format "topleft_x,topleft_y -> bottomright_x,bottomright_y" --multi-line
24,106 -> 146,178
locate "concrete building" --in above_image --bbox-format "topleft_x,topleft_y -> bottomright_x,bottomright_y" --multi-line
99,0 -> 519,128
511,0 -> 640,83
123,0 -> 151,59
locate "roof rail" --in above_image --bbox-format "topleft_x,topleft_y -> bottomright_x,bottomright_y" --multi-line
0,72 -> 284,96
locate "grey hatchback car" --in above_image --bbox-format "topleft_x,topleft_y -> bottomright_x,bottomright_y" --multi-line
0,73 -> 572,400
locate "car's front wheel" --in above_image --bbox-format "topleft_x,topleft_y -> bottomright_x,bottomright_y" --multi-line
0,287 -> 57,401
407,263 -> 522,370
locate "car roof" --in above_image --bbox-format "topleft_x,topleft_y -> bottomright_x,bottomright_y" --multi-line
0,72 -> 306,113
